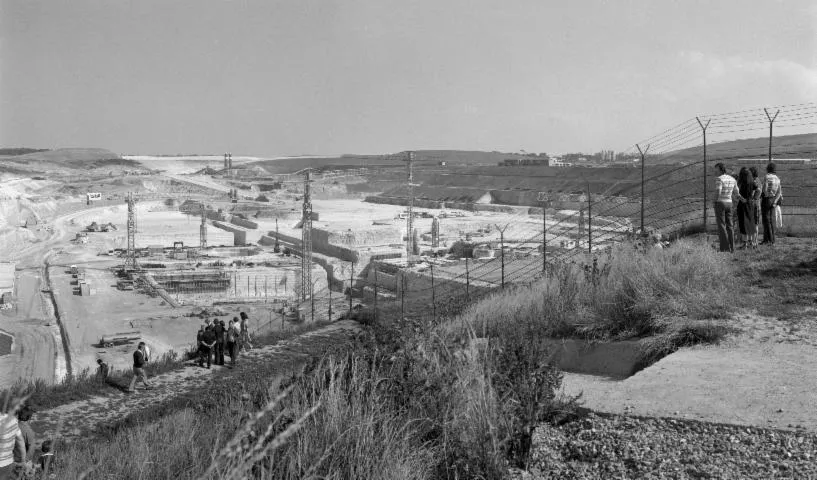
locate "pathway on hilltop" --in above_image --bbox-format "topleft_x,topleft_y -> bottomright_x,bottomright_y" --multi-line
31,320 -> 362,442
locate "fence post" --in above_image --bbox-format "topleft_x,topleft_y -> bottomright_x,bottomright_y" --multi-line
587,182 -> 592,254
349,261 -> 354,318
373,268 -> 378,325
542,201 -> 547,273
465,257 -> 470,298
696,117 -> 711,235
495,223 -> 508,289
430,263 -> 436,322
400,273 -> 406,322
764,108 -> 780,163
636,144 -> 650,236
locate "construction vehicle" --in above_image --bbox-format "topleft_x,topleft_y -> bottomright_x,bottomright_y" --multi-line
116,279 -> 135,291
98,331 -> 141,348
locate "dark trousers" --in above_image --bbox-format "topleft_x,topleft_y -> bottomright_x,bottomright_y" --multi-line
198,346 -> 212,367
761,198 -> 776,245
714,201 -> 734,252
214,342 -> 225,365
226,341 -> 236,365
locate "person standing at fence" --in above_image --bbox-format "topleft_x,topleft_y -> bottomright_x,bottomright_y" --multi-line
736,167 -> 758,249
760,162 -> 783,246
239,312 -> 253,351
199,325 -> 216,369
127,342 -> 153,393
212,320 -> 225,366
748,167 -> 762,248
713,163 -> 744,253
226,319 -> 238,366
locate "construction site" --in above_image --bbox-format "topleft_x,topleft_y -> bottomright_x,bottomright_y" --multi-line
2,127 -> 815,387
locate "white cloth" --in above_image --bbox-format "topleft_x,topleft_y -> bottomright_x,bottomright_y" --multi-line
775,205 -> 783,228
763,173 -> 781,199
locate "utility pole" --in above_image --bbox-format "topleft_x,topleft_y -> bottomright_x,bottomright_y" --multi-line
764,108 -> 780,163
636,144 -> 650,236
696,117 -> 711,234
301,170 -> 313,303
494,223 -> 509,289
200,204 -> 207,250
274,218 -> 280,252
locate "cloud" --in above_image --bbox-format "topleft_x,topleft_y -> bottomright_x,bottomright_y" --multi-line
678,50 -> 817,100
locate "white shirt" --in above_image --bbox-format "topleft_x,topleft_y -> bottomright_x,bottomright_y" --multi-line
715,174 -> 739,203
763,173 -> 781,199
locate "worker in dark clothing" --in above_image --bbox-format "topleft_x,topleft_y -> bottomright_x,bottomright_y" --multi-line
96,359 -> 110,382
127,342 -> 152,392
199,325 -> 216,369
213,320 -> 225,366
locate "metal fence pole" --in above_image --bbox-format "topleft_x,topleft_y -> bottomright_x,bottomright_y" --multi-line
696,117 -> 711,234
636,144 -> 650,235
587,182 -> 592,254
373,268 -> 378,325
430,263 -> 436,322
465,257 -> 470,298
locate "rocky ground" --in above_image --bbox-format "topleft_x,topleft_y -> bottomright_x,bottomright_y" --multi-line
517,412 -> 817,479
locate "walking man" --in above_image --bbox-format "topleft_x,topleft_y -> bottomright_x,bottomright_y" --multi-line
15,407 -> 35,463
760,162 -> 783,246
713,163 -> 744,253
127,342 -> 153,393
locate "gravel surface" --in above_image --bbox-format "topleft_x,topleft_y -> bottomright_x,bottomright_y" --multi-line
514,412 -> 817,479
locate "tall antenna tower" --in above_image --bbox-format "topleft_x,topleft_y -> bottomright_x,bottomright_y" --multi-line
404,151 -> 417,263
125,192 -> 138,270
301,170 -> 313,302
200,204 -> 207,250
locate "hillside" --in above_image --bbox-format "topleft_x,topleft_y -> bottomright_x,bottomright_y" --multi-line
0,147 -> 143,175
656,133 -> 817,165
247,150 -> 531,174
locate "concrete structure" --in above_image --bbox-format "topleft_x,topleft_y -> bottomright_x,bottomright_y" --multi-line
473,244 -> 495,259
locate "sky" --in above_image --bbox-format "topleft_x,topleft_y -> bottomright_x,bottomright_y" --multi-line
1,0 -> 815,156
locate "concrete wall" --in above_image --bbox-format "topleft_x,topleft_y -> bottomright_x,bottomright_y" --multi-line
230,217 -> 259,229
262,230 -> 360,263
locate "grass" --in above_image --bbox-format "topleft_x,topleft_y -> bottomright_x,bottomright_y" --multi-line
2,348 -> 197,410
30,238 -> 763,479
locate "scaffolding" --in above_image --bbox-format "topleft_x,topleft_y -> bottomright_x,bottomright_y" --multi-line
125,192 -> 138,270
301,170 -> 313,302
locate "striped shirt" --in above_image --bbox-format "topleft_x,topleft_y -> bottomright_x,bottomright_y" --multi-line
715,174 -> 739,203
0,413 -> 24,468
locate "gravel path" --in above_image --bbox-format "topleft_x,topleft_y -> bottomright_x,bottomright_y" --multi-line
516,412 -> 817,479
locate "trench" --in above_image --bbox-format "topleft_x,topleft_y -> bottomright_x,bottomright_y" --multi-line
43,260 -> 73,377
544,337 -> 644,379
